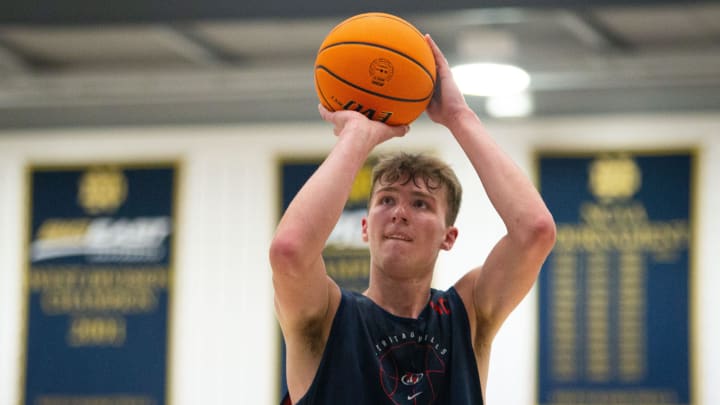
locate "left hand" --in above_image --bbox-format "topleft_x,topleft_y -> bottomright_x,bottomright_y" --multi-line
424,34 -> 473,128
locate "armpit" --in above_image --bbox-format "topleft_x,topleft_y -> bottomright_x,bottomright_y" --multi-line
301,316 -> 327,356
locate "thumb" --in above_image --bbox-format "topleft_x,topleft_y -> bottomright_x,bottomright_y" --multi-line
392,125 -> 411,137
318,103 -> 333,122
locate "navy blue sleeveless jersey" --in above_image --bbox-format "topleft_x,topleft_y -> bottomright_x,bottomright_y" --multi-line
282,287 -> 483,405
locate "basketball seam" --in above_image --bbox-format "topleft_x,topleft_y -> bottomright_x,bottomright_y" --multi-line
314,71 -> 336,112
316,65 -> 432,103
318,41 -> 436,86
326,13 -> 424,39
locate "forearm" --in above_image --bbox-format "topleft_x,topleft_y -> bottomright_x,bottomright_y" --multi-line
450,109 -> 553,240
272,133 -> 374,266
423,33 -> 552,240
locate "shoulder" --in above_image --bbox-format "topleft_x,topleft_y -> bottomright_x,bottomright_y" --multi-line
427,287 -> 471,324
329,288 -> 369,323
450,271 -> 478,320
449,271 -> 486,343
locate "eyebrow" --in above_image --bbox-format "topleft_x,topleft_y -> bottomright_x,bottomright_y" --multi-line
374,186 -> 438,201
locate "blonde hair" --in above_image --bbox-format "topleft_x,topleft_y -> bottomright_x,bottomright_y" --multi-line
370,152 -> 462,225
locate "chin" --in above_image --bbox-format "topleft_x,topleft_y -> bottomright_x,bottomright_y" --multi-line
377,255 -> 417,274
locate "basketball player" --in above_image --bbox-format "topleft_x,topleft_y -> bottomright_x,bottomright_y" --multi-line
270,35 -> 556,404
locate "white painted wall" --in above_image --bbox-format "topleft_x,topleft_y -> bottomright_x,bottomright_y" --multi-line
0,112 -> 717,404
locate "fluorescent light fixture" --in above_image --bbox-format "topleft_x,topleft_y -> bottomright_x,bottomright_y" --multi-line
451,63 -> 530,97
486,92 -> 534,118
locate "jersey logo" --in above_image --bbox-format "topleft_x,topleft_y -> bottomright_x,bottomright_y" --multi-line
401,372 -> 424,386
429,298 -> 451,315
379,342 -> 446,404
408,392 -> 423,400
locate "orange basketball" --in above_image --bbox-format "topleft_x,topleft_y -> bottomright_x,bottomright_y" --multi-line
314,12 -> 436,126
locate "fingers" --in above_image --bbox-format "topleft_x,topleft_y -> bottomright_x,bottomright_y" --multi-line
318,103 -> 409,139
425,34 -> 440,59
425,34 -> 450,73
318,103 -> 333,122
392,125 -> 411,138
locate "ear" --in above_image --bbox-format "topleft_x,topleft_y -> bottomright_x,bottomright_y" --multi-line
440,226 -> 458,251
361,217 -> 369,242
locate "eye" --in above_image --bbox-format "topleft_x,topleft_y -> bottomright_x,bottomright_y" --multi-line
413,199 -> 428,209
380,196 -> 394,205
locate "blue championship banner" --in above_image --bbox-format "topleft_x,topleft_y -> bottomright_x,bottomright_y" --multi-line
277,158 -> 375,399
536,151 -> 693,405
280,158 -> 374,291
22,164 -> 177,405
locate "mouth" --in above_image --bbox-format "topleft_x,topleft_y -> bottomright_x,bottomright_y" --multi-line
384,233 -> 412,242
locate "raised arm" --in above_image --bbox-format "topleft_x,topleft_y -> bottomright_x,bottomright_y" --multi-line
425,35 -> 556,338
271,107 -> 408,400
269,106 -> 408,333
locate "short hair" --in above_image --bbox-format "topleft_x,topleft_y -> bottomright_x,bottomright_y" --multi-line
370,152 -> 462,226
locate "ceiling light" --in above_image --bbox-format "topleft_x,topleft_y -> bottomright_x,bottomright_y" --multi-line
485,92 -> 534,118
451,63 -> 530,97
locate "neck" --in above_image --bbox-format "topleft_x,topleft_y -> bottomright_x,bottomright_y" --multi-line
363,268 -> 433,319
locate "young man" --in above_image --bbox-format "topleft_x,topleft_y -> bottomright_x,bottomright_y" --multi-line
270,35 -> 556,404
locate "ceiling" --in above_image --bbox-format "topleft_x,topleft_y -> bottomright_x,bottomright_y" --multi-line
1,2 -> 719,129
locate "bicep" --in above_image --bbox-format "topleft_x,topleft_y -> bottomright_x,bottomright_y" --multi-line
272,255 -> 340,333
467,233 -> 551,335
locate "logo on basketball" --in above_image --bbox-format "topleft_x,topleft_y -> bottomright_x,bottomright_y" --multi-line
369,58 -> 394,87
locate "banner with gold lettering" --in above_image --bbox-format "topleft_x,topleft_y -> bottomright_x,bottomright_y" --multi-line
536,151 -> 693,405
22,164 -> 176,405
277,157 -> 374,399
279,158 -> 374,291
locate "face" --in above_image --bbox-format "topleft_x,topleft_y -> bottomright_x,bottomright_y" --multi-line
362,179 -> 458,277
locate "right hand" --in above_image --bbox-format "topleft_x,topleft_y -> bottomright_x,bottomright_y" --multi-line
318,104 -> 409,147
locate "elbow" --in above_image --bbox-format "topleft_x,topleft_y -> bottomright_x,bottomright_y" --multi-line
532,212 -> 557,253
517,211 -> 557,254
269,231 -> 305,273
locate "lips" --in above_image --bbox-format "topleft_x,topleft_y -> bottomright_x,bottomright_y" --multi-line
384,233 -> 412,241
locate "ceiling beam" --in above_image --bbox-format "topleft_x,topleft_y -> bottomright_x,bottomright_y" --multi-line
0,0 -> 693,25
559,9 -> 634,51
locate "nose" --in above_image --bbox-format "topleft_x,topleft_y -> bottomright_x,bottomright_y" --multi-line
392,204 -> 408,224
